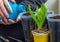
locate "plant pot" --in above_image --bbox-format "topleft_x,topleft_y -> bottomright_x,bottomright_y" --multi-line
32,29 -> 49,42
47,14 -> 60,42
20,12 -> 35,42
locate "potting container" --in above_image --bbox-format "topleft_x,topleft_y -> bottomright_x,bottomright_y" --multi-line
47,14 -> 60,42
32,31 -> 49,42
20,12 -> 35,42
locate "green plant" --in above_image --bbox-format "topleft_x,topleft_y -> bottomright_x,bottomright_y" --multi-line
28,3 -> 47,30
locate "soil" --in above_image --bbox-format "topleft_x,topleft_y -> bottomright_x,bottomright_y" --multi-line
34,28 -> 48,33
23,12 -> 35,16
23,12 -> 30,16
50,15 -> 60,19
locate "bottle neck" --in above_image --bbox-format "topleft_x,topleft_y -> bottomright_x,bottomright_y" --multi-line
17,4 -> 26,13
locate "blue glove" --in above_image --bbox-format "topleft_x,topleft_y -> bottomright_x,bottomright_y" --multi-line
0,1 -> 26,20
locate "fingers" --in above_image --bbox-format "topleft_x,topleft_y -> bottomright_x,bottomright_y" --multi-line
0,19 -> 16,25
0,16 -> 1,18
0,15 -> 6,24
16,18 -> 20,22
8,19 -> 15,24
3,18 -> 9,24
0,15 -> 5,24
0,20 -> 3,24
0,8 -> 5,18
0,0 -> 9,18
0,16 -> 2,24
0,18 -> 8,25
0,20 -> 6,25
3,19 -> 16,25
16,15 -> 20,22
0,15 -> 9,25
10,0 -> 16,3
3,0 -> 12,13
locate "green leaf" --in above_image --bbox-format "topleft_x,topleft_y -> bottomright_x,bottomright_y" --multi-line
28,5 -> 40,28
28,3 -> 48,29
39,3 -> 47,28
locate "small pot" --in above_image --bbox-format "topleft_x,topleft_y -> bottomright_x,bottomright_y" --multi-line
32,29 -> 49,42
47,14 -> 60,42
20,12 -> 35,42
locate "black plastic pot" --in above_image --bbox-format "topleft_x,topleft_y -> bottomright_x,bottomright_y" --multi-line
20,12 -> 35,42
47,14 -> 60,42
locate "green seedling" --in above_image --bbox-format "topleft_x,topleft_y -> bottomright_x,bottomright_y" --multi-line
28,3 -> 47,30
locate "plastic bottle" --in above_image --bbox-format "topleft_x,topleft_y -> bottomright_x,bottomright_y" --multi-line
0,1 -> 26,20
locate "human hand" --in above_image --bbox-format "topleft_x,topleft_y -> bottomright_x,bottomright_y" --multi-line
0,0 -> 16,25
0,14 -> 21,25
7,14 -> 21,25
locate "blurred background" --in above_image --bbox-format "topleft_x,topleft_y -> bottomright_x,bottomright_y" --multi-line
46,0 -> 58,14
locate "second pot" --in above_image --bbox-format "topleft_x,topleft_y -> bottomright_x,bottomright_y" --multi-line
20,12 -> 35,42
47,14 -> 60,42
32,29 -> 49,42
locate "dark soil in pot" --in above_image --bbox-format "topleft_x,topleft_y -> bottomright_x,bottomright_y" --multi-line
22,12 -> 30,16
33,28 -> 48,33
50,15 -> 60,19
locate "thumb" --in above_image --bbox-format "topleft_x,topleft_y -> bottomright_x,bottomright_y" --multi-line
16,16 -> 20,22
10,0 -> 16,3
16,14 -> 21,22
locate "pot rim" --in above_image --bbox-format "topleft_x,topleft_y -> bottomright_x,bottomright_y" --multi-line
47,14 -> 60,22
32,30 -> 49,36
18,11 -> 36,19
19,11 -> 36,16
